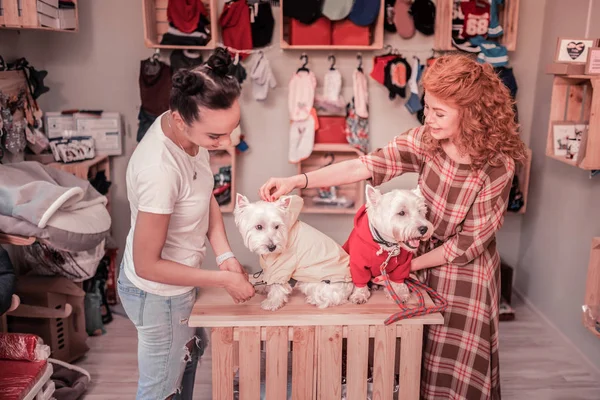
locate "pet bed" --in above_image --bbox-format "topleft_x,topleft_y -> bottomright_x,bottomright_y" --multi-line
0,161 -> 110,252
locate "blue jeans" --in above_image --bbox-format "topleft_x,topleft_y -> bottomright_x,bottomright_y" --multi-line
117,267 -> 207,399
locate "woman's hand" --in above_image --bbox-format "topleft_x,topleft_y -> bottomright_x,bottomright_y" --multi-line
222,271 -> 255,304
219,258 -> 248,278
259,176 -> 301,201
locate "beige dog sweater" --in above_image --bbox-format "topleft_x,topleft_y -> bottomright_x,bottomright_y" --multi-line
259,195 -> 352,285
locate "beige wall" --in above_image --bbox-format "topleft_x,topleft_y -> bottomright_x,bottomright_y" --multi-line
0,0 -> 545,273
516,0 -> 600,371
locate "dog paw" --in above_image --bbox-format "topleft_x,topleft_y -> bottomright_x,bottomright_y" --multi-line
350,287 -> 371,304
387,282 -> 411,303
261,298 -> 284,311
254,285 -> 269,296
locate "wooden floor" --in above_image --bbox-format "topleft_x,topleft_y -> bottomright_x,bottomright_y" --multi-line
76,296 -> 600,399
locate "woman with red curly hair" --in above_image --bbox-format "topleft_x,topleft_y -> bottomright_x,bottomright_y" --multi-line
260,53 -> 527,399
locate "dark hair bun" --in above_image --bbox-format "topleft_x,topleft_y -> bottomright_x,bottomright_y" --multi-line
206,47 -> 232,78
172,69 -> 204,96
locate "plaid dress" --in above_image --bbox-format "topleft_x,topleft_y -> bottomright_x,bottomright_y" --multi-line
360,126 -> 514,400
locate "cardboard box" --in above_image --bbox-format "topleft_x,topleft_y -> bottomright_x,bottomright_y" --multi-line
37,0 -> 58,18
37,11 -> 59,29
58,8 -> 75,29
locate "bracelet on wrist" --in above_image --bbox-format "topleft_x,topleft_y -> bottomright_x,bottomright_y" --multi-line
216,251 -> 235,266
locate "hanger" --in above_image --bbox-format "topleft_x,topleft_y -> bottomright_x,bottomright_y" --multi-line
150,49 -> 160,64
328,55 -> 336,70
297,53 -> 309,72
357,53 -> 363,72
382,44 -> 394,56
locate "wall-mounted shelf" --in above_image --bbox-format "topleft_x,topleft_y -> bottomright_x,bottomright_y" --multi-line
508,147 -> 532,215
210,147 -> 236,213
296,143 -> 365,215
545,74 -> 600,170
142,0 -> 218,50
434,0 -> 519,51
279,0 -> 384,50
583,237 -> 600,339
0,0 -> 78,32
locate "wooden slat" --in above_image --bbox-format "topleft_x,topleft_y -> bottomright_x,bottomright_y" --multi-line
156,21 -> 168,35
155,8 -> 167,23
317,325 -> 343,399
346,325 -> 369,400
433,0 -> 452,50
238,327 -> 261,400
501,0 -> 520,51
3,0 -> 21,27
191,288 -> 444,328
372,325 -> 396,400
292,326 -> 316,400
20,0 -> 37,27
212,327 -> 234,400
582,78 -> 600,169
142,0 -> 159,47
398,325 -> 423,400
546,77 -> 570,158
565,83 -> 589,122
265,326 -> 288,400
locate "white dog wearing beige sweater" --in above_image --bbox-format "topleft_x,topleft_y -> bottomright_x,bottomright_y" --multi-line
233,193 -> 359,311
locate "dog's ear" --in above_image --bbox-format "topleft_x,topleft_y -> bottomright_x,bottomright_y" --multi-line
276,196 -> 292,210
236,193 -> 250,209
412,186 -> 423,199
365,184 -> 381,207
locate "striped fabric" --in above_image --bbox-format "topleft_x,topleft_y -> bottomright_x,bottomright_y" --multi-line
360,126 -> 514,400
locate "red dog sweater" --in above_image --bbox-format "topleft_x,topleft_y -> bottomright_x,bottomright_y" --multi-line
342,205 -> 413,288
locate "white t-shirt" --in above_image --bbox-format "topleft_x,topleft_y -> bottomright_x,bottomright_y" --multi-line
122,113 -> 214,296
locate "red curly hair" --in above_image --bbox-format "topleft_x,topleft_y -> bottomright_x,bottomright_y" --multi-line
421,54 -> 527,169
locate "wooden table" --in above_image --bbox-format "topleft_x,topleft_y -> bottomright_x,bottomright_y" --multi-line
190,286 -> 444,400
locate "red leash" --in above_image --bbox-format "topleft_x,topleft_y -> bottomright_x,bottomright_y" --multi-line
378,247 -> 448,326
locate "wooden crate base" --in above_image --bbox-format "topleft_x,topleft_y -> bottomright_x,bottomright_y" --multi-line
191,287 -> 443,399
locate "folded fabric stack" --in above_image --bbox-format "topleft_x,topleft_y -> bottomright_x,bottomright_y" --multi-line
451,0 -> 509,68
160,0 -> 212,46
220,0 -> 275,59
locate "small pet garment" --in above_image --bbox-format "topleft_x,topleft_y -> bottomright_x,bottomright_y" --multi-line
288,70 -> 317,121
251,54 -> 276,101
289,109 -> 318,163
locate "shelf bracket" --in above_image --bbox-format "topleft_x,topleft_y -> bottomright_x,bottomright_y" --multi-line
590,170 -> 600,179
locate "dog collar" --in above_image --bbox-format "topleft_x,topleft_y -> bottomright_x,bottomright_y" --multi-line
368,223 -> 397,249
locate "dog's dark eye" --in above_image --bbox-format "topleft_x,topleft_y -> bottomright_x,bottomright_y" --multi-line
256,225 -> 263,230
274,225 -> 279,230
398,211 -> 405,216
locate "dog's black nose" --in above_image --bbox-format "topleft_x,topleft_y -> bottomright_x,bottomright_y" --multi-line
267,244 -> 276,252
418,226 -> 428,235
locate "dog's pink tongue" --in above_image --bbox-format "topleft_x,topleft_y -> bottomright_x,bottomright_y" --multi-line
409,239 -> 420,248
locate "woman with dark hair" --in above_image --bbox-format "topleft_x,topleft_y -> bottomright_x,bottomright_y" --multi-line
118,47 -> 255,400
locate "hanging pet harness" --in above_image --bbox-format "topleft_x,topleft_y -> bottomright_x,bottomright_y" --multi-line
377,245 -> 448,326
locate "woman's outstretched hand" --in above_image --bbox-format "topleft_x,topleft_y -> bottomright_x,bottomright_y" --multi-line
259,176 -> 299,202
